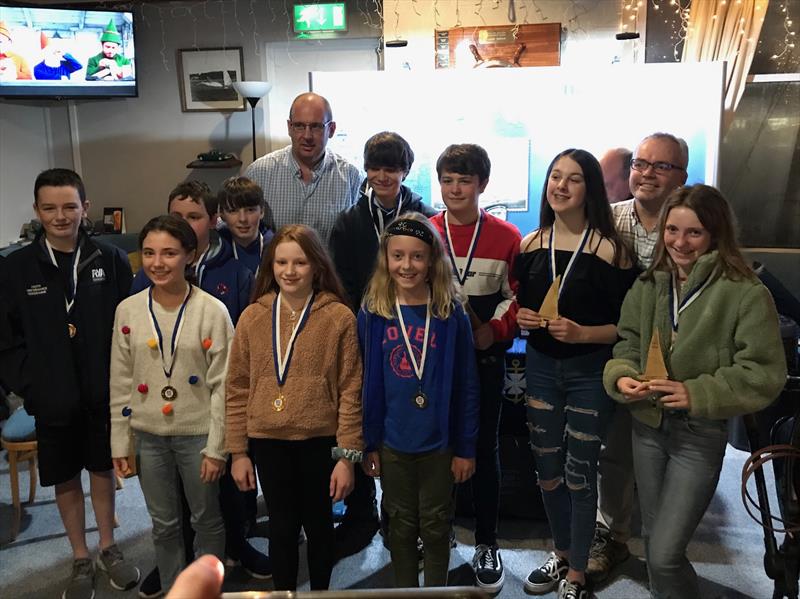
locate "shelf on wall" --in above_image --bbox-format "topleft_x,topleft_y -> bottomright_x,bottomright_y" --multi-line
186,158 -> 242,169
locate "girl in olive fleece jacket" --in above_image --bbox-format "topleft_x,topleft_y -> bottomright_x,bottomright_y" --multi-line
226,224 -> 362,592
603,185 -> 786,599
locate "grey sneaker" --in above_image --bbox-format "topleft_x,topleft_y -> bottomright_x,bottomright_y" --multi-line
586,524 -> 630,583
62,558 -> 95,599
96,544 -> 141,591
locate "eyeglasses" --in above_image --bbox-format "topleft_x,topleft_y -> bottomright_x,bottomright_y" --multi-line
631,158 -> 685,174
289,121 -> 331,134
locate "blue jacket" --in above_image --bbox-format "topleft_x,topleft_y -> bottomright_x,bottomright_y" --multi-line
216,222 -> 274,276
357,304 -> 480,458
131,234 -> 253,324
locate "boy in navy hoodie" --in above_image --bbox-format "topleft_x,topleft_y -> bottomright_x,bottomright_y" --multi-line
216,176 -> 274,276
130,180 -> 268,597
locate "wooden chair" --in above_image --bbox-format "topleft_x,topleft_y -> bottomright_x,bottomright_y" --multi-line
1,437 -> 38,541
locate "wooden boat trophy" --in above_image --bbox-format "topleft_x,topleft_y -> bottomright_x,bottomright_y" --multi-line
641,329 -> 669,381
539,275 -> 561,322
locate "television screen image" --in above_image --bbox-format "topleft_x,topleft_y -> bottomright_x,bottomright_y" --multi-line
0,5 -> 136,98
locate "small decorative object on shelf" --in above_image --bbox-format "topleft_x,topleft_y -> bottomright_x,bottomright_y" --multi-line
186,149 -> 242,169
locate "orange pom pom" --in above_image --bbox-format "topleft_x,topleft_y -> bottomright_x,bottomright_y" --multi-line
202,338 -> 212,350
161,403 -> 173,415
147,338 -> 158,349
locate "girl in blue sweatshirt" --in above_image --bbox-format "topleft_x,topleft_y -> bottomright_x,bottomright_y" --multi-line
358,212 -> 480,588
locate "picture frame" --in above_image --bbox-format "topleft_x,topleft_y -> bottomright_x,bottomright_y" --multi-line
176,47 -> 246,112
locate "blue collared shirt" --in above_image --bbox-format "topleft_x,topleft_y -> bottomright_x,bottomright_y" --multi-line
244,145 -> 361,244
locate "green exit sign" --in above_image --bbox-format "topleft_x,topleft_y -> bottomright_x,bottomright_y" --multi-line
293,3 -> 347,33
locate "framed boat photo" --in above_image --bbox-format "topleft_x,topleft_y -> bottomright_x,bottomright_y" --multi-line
176,47 -> 246,112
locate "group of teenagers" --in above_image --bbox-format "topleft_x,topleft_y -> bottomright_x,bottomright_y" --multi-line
0,101 -> 788,599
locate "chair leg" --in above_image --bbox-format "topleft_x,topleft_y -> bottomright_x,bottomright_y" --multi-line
8,450 -> 21,541
27,454 -> 37,504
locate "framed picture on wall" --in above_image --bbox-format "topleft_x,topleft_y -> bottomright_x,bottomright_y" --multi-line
176,47 -> 246,112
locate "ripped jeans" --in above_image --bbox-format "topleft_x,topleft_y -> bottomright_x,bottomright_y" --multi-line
525,346 -> 614,572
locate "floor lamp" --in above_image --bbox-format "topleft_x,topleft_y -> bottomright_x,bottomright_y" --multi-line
233,80 -> 273,162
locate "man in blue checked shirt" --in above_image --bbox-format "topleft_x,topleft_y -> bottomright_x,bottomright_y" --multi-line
244,92 -> 361,245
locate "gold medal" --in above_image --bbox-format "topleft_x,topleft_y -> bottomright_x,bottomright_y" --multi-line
67,323 -> 77,338
161,385 -> 178,401
413,392 -> 428,409
273,393 -> 285,411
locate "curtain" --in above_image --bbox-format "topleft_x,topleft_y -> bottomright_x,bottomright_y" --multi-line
681,0 -> 769,132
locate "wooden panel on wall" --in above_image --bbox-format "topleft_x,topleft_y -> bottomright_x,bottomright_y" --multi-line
435,23 -> 561,69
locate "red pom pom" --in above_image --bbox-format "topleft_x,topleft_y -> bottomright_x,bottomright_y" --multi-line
161,403 -> 173,415
121,326 -> 130,334
137,383 -> 148,394
202,338 -> 212,350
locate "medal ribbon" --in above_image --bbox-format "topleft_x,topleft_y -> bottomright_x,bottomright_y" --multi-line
444,210 -> 482,287
45,238 -> 81,315
669,269 -> 715,332
233,232 -> 264,277
369,186 -> 403,243
272,292 -> 315,387
147,284 -> 192,379
549,224 -> 591,299
394,292 -> 431,384
193,246 -> 211,287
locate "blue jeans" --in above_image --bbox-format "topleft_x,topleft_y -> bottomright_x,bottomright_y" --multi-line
632,413 -> 727,599
136,432 -> 225,591
525,346 -> 614,572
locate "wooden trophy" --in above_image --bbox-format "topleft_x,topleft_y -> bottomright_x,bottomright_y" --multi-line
641,329 -> 669,381
539,275 -> 561,322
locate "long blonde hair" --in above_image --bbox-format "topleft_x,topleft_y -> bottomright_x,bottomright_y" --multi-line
363,212 -> 461,319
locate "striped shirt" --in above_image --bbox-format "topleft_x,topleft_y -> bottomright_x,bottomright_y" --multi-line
244,145 -> 361,244
612,199 -> 657,269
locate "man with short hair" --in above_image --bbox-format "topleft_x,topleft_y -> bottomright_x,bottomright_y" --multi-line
244,92 -> 361,244
588,133 -> 689,583
0,168 -> 139,599
599,148 -> 633,204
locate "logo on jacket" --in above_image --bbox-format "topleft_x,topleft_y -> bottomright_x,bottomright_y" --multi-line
91,267 -> 106,283
25,284 -> 47,297
215,282 -> 229,296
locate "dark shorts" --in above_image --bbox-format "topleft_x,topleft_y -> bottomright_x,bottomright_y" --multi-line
35,411 -> 113,486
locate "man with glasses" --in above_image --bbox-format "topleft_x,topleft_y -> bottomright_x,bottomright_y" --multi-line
244,92 -> 360,244
587,132 -> 689,583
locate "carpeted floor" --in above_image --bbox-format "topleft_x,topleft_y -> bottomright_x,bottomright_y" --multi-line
0,445 -> 779,599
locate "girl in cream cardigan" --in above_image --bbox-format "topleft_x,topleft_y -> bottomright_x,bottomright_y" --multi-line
109,215 -> 234,592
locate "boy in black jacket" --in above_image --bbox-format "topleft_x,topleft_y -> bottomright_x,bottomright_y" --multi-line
0,169 -> 138,599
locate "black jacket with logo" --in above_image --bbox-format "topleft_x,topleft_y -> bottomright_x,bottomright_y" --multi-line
0,231 -> 132,425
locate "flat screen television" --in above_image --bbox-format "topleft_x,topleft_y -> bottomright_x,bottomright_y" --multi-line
0,5 -> 137,98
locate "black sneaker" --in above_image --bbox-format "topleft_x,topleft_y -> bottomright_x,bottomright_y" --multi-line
524,551 -> 568,593
237,542 -> 272,580
137,567 -> 162,599
472,544 -> 504,593
558,577 -> 591,599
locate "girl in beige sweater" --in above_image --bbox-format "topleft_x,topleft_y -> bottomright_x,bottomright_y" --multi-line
226,224 -> 363,591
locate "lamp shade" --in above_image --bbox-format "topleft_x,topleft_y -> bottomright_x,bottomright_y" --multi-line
233,80 -> 272,99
